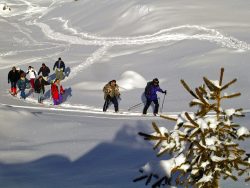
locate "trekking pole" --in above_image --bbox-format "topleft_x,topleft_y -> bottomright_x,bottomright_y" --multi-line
128,102 -> 144,111
160,93 -> 166,113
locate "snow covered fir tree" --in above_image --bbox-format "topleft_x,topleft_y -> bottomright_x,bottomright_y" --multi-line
134,68 -> 250,188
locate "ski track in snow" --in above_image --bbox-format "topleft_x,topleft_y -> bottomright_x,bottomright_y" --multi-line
0,102 -> 164,120
2,0 -> 250,116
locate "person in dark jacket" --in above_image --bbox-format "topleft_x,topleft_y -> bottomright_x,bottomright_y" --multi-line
103,80 -> 120,112
8,66 -> 20,95
38,63 -> 50,81
143,78 -> 166,116
34,76 -> 50,103
53,57 -> 65,80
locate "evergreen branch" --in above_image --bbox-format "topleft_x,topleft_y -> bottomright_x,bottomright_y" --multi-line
138,132 -> 167,140
185,112 -> 199,127
195,88 -> 210,106
180,79 -> 198,99
133,175 -> 148,182
153,140 -> 162,150
203,77 -> 220,91
219,68 -> 224,86
152,122 -> 162,135
221,93 -> 241,99
220,78 -> 237,91
160,114 -> 177,121
152,177 -> 166,188
146,174 -> 153,185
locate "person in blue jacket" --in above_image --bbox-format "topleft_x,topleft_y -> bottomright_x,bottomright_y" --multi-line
17,72 -> 30,99
143,78 -> 166,116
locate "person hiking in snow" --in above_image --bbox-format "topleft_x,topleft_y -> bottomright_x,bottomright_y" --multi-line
8,66 -> 20,96
143,78 -> 166,116
53,57 -> 65,80
17,72 -> 30,99
103,80 -> 120,112
38,63 -> 50,81
34,76 -> 50,103
16,67 -> 24,78
26,66 -> 37,91
51,79 -> 65,105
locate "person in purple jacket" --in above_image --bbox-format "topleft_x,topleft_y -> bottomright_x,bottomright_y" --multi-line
143,78 -> 166,116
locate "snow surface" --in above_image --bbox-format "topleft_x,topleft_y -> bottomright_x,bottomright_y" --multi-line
0,0 -> 250,187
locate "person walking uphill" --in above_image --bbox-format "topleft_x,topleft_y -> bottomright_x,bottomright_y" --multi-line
8,66 -> 20,96
103,80 -> 120,112
53,57 -> 65,80
34,76 -> 50,103
38,63 -> 50,81
26,66 -> 37,91
51,79 -> 65,105
143,78 -> 166,116
17,73 -> 30,99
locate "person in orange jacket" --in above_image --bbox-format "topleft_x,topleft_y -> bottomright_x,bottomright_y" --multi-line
51,79 -> 64,105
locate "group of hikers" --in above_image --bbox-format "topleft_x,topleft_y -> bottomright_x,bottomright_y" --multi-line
8,57 -> 167,115
7,57 -> 66,105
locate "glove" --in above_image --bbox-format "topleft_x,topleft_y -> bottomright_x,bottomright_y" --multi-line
163,90 -> 167,94
117,95 -> 121,100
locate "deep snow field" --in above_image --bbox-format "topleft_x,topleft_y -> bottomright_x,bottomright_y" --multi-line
0,0 -> 250,187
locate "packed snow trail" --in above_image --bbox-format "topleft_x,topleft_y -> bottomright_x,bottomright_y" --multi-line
0,103 -> 170,120
34,21 -> 250,50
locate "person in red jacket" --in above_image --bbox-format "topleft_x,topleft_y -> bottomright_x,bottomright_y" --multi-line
51,79 -> 64,105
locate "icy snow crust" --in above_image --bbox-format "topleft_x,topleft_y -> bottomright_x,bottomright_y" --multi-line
0,0 -> 250,188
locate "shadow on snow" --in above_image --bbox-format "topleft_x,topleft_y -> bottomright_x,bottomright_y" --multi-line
0,122 -> 158,188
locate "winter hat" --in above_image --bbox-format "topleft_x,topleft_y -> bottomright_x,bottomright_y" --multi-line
58,57 -> 62,60
21,72 -> 26,77
42,63 -> 46,66
153,78 -> 159,84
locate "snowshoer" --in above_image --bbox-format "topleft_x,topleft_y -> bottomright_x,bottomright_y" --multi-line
8,66 -> 20,95
17,72 -> 30,99
53,57 -> 65,80
26,66 -> 37,90
34,76 -> 50,103
51,79 -> 64,105
103,80 -> 120,112
143,78 -> 166,116
38,63 -> 50,81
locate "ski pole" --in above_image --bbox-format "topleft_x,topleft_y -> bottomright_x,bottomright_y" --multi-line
160,93 -> 166,113
128,102 -> 144,111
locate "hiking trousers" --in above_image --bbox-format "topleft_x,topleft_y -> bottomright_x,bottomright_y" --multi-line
103,96 -> 118,112
143,98 -> 159,114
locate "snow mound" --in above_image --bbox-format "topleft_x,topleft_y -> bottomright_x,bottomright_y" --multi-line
73,70 -> 146,91
118,70 -> 147,90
